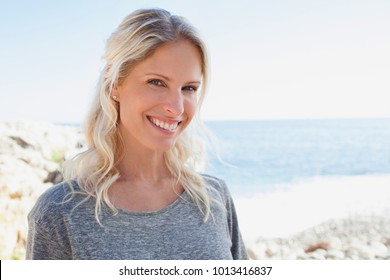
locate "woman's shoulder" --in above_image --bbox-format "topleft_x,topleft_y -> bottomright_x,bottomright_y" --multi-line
28,180 -> 85,224
201,173 -> 230,199
201,173 -> 225,186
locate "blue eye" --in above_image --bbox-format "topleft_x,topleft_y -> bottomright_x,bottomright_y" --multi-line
182,86 -> 198,93
148,79 -> 164,87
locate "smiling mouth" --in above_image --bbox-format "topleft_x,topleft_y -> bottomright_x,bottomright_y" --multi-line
147,116 -> 182,132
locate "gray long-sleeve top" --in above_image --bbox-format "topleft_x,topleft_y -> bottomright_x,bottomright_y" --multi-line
26,174 -> 249,260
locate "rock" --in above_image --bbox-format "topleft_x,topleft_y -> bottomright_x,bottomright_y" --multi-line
346,247 -> 361,259
248,215 -> 390,260
307,250 -> 326,260
8,136 -> 33,149
265,241 -> 280,258
305,241 -> 329,253
328,237 -> 343,250
0,121 -> 86,259
326,249 -> 345,260
249,241 -> 269,259
369,241 -> 388,259
0,155 -> 43,197
359,246 -> 376,260
44,170 -> 64,184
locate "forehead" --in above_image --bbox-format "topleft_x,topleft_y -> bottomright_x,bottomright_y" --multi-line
132,40 -> 203,80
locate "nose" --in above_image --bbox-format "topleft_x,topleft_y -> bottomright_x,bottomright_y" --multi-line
163,89 -> 184,116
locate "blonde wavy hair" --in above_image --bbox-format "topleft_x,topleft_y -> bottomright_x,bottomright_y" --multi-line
63,8 -> 219,224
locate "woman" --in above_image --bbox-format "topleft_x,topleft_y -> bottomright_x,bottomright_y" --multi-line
27,8 -> 248,260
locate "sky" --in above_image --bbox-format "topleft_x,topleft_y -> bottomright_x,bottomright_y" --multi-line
1,0 -> 389,123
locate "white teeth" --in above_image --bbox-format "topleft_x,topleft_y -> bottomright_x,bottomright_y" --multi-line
150,117 -> 178,131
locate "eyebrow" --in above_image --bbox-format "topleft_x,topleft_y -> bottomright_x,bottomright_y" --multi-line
146,73 -> 171,81
145,73 -> 201,84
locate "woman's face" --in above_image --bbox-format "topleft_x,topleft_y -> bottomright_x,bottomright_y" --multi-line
114,39 -> 202,153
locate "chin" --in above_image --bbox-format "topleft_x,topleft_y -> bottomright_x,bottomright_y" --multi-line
150,139 -> 178,152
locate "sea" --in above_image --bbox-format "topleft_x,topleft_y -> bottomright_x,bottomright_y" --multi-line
204,118 -> 390,197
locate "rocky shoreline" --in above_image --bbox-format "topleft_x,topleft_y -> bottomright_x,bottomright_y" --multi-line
247,214 -> 390,260
1,121 -> 389,260
235,174 -> 390,260
0,121 -> 85,259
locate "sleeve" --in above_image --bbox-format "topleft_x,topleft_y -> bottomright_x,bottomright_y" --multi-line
213,178 -> 249,260
26,220 -> 71,260
225,190 -> 250,260
26,192 -> 73,260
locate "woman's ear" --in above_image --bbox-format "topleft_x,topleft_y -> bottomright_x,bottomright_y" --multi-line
111,87 -> 120,102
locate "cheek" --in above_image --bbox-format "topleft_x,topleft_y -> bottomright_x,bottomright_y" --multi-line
118,98 -> 139,126
185,97 -> 197,120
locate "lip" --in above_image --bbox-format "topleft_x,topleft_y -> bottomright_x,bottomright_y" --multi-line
148,116 -> 182,124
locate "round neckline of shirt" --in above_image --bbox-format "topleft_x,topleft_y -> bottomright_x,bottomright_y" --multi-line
115,189 -> 190,216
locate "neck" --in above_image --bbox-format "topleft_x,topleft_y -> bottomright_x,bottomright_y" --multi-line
115,136 -> 172,185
